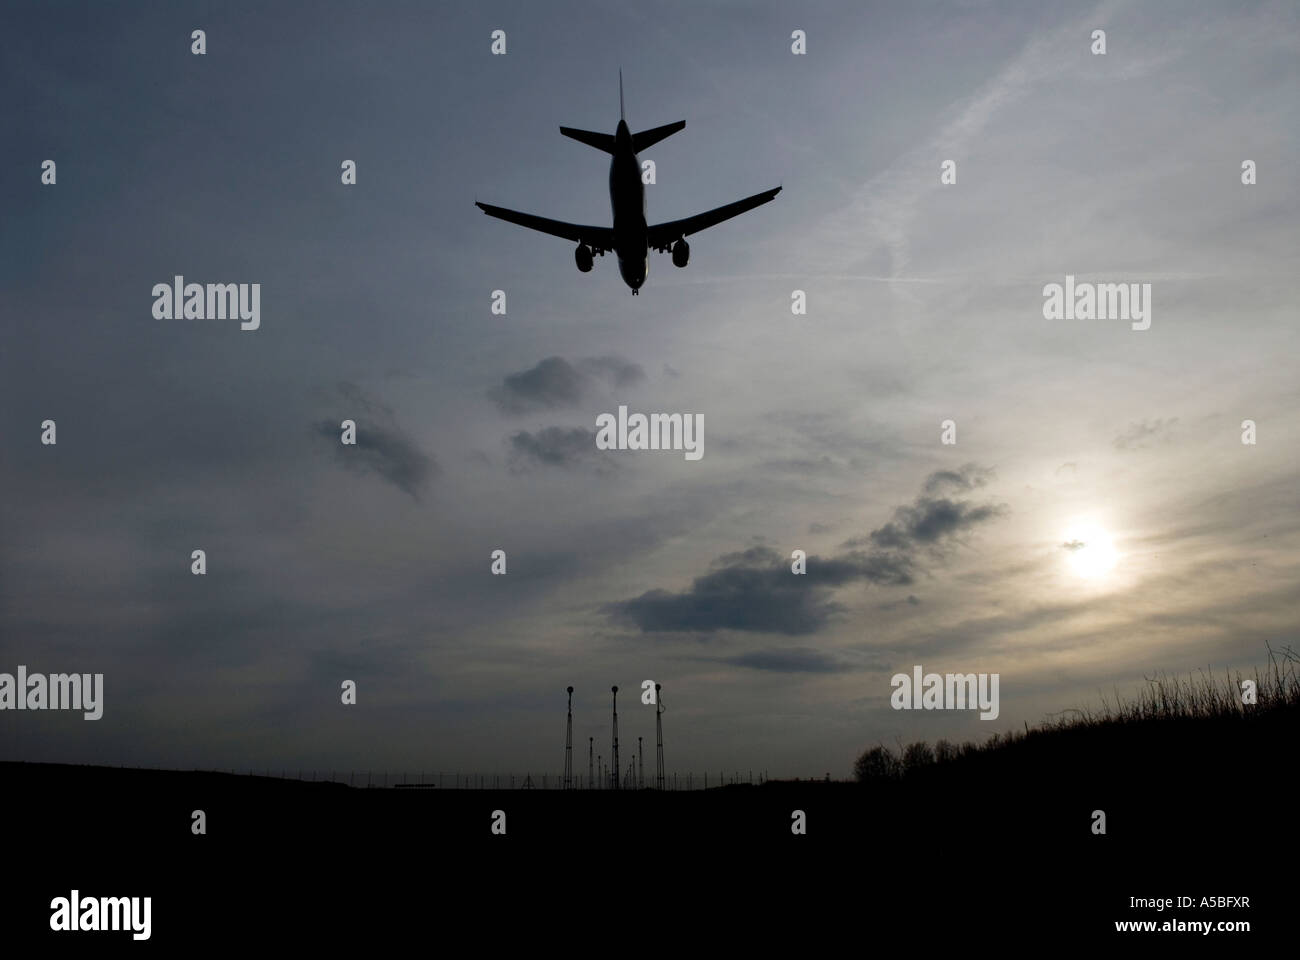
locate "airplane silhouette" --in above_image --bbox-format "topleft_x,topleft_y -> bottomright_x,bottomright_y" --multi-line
475,71 -> 781,294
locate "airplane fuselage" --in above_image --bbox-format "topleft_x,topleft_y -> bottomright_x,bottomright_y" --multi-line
474,77 -> 780,294
609,119 -> 648,291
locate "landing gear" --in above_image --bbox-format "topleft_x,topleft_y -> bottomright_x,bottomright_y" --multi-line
631,288 -> 639,296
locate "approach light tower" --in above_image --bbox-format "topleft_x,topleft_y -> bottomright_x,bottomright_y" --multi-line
638,736 -> 644,790
563,686 -> 574,790
655,683 -> 665,790
588,737 -> 594,789
611,686 -> 621,791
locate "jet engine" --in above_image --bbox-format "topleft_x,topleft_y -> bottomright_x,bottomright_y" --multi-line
671,238 -> 690,268
575,243 -> 594,272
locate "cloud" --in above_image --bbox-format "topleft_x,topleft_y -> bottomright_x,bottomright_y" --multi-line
490,357 -> 585,414
923,463 -> 992,494
314,382 -> 434,499
864,499 -> 1005,551
876,593 -> 922,613
722,648 -> 845,673
508,427 -> 608,471
1062,539 -> 1087,552
605,547 -> 845,635
490,355 -> 644,414
847,464 -> 1004,551
578,355 -> 645,388
809,7 -> 1098,280
1113,417 -> 1179,450
607,467 -> 1004,635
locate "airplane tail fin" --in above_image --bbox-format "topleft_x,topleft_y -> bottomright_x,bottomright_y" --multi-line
561,72 -> 682,153
560,126 -> 617,153
631,120 -> 685,153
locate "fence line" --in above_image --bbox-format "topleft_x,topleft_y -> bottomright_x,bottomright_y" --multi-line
6,762 -> 854,789
197,769 -> 802,789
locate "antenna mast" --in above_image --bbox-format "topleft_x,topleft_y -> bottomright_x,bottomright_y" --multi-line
611,686 -> 621,790
564,686 -> 574,789
655,683 -> 665,790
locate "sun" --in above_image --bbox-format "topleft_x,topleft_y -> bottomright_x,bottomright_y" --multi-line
1061,522 -> 1118,579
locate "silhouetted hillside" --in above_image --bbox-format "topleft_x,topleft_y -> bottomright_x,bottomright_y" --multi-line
5,651 -> 1291,944
854,645 -> 1298,793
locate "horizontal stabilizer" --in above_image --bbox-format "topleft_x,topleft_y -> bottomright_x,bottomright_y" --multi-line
631,120 -> 685,153
560,126 -> 617,153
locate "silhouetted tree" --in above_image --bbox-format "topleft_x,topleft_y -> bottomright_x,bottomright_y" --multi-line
853,745 -> 900,782
902,741 -> 935,774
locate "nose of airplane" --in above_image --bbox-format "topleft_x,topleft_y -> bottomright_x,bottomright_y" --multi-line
619,260 -> 644,291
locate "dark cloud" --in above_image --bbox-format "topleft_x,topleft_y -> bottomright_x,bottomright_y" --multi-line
606,559 -> 841,635
577,355 -> 645,388
846,464 -> 1004,551
723,648 -> 845,673
923,463 -> 992,494
314,382 -> 434,499
864,498 -> 1005,551
1113,418 -> 1178,450
491,357 -> 585,414
508,427 -> 607,471
490,355 -> 644,414
608,468 -> 1004,636
876,593 -> 922,612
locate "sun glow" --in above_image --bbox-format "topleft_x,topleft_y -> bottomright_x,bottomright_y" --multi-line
1061,522 -> 1118,579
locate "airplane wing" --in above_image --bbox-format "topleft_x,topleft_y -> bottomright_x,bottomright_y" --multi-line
475,202 -> 615,253
647,186 -> 782,252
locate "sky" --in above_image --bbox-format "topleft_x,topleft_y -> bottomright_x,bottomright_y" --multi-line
2,0 -> 1297,779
